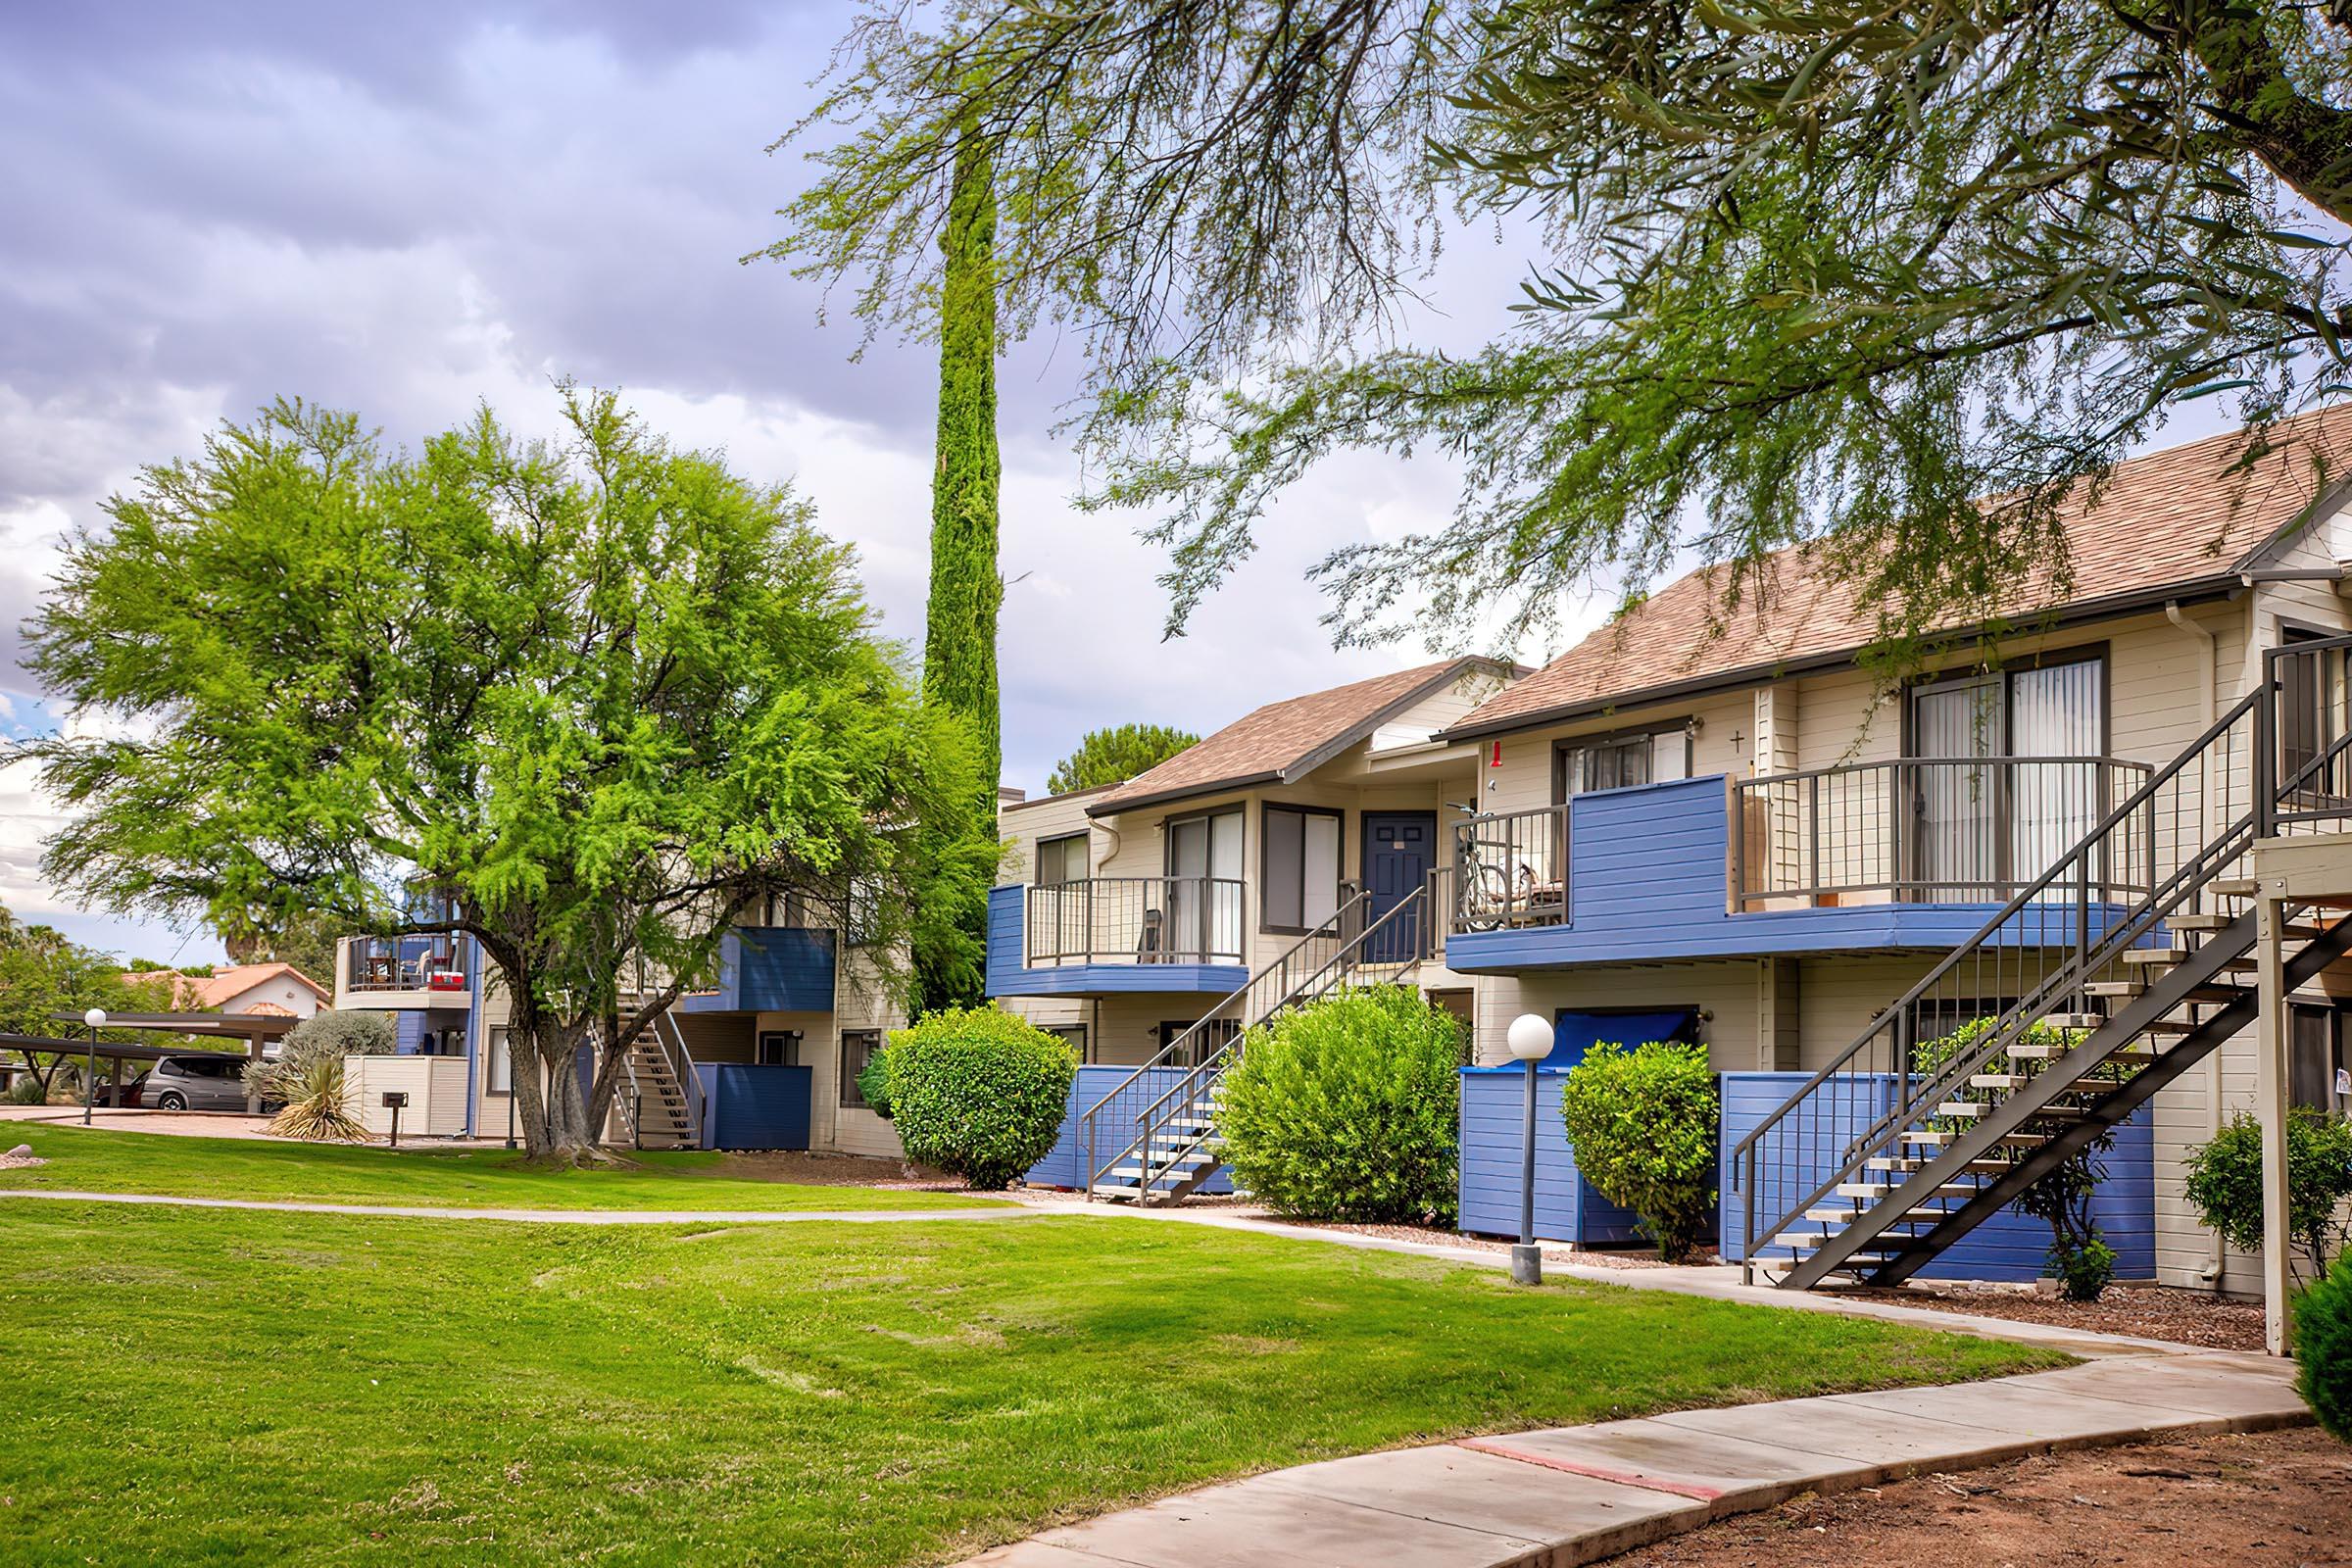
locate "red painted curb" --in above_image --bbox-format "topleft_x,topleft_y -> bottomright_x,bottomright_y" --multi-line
1453,1436 -> 1729,1502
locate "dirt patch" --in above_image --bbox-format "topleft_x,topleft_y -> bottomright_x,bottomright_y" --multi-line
1607,1426 -> 2352,1567
1838,1282 -> 2267,1351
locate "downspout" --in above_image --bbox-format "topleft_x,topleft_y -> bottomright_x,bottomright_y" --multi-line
462,935 -> 483,1139
2167,599 -> 2227,1285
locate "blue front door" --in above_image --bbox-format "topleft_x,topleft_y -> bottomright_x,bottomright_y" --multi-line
1363,811 -> 1436,962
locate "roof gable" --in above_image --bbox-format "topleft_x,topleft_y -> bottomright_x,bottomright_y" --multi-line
1087,658 -> 1513,815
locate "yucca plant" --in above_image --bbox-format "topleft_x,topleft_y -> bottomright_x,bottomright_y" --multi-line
264,1053 -> 368,1143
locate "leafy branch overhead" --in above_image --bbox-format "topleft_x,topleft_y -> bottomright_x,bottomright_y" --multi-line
768,0 -> 2352,650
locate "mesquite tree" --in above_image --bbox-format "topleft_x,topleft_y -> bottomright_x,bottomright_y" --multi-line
917,132 -> 1004,1010
768,0 -> 2352,651
25,390 -> 986,1161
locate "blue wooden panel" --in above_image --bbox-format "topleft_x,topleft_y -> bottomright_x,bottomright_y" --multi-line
1718,1070 -> 2155,1281
1456,1067 -> 1644,1247
985,886 -> 1247,999
693,1063 -> 812,1151
1446,775 -> 2150,971
1024,1064 -> 1235,1193
674,927 -> 838,1014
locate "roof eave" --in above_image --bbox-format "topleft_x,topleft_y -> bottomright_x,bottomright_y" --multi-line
1440,576 -> 2246,743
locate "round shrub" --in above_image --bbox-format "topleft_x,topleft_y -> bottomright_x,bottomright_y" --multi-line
883,1006 -> 1076,1189
2297,1250 -> 2352,1442
1559,1040 -> 1719,1260
2184,1107 -> 2352,1272
1216,987 -> 1463,1224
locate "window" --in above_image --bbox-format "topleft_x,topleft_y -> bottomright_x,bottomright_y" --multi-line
1261,804 -> 1344,932
1155,1018 -> 1241,1066
758,1030 -> 802,1067
1909,650 -> 2107,898
1555,725 -> 1690,798
487,1026 -> 512,1094
1040,1022 -> 1087,1061
840,1030 -> 884,1108
1036,832 -> 1089,885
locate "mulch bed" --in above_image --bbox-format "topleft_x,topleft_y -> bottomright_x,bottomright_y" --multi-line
1607,1427 -> 2351,1568
1841,1282 -> 2267,1350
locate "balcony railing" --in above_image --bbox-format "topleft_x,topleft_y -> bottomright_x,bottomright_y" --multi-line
345,936 -> 469,994
1730,757 -> 2156,910
1451,805 -> 1569,931
1023,876 -> 1248,966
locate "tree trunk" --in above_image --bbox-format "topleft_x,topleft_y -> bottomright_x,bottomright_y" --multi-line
509,1011 -> 599,1164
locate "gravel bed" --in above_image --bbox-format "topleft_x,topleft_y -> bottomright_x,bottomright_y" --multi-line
1841,1281 -> 2267,1350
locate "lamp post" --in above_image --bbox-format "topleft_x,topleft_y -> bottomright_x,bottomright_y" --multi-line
1505,1012 -> 1554,1285
81,1007 -> 107,1126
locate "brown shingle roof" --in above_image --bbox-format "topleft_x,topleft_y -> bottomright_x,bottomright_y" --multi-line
1450,407 -> 2352,738
1087,658 -> 1510,815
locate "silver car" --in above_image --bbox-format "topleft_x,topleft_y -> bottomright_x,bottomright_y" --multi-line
142,1054 -> 255,1112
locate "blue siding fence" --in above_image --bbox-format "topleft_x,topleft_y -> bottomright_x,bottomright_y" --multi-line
1717,1070 -> 2154,1282
1456,1067 -> 1644,1246
691,1063 -> 813,1151
1024,1064 -> 1235,1193
1455,1066 -> 2154,1279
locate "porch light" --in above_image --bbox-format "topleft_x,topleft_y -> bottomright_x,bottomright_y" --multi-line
1505,1013 -> 1552,1285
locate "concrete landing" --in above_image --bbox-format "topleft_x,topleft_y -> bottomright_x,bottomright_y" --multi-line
956,1353 -> 2309,1568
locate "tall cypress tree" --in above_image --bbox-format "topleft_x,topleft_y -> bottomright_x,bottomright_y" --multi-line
918,133 -> 1002,1010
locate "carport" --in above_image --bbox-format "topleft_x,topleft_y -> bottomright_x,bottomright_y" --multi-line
13,1010 -> 303,1114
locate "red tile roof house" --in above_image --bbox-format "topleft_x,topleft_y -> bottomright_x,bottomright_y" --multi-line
121,961 -> 330,1019
995,409 -> 2352,1325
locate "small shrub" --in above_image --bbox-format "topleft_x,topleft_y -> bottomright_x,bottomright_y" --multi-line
246,1008 -> 397,1103
1560,1040 -> 1719,1260
884,1006 -> 1076,1189
266,1054 -> 368,1143
2296,1250 -> 2352,1441
2051,1236 -> 2118,1301
4,1074 -> 46,1105
857,1049 -> 894,1120
2184,1107 -> 2352,1275
1217,987 -> 1463,1224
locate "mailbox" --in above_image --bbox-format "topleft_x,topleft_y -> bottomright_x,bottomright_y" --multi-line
380,1091 -> 409,1109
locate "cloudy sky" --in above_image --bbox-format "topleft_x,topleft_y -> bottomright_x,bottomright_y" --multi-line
0,3 -> 1591,963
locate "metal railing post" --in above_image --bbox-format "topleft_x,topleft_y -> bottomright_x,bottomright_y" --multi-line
2256,652 -> 2278,838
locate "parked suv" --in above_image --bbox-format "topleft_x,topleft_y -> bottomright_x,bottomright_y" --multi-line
143,1054 -> 255,1112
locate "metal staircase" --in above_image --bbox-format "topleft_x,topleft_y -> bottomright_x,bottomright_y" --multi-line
1733,644 -> 2352,1289
620,1012 -> 703,1151
1081,884 -> 1436,1203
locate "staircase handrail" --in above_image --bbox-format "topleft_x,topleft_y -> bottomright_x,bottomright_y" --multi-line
653,1010 -> 706,1148
1077,888 -> 1372,1125
1113,884 -> 1435,1196
1731,686 -> 2262,1274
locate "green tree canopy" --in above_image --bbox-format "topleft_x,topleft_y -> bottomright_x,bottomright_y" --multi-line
1045,723 -> 1200,795
24,391 -> 987,1159
768,0 -> 2352,651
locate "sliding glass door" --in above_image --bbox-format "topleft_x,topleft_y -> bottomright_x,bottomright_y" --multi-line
1910,656 -> 2103,900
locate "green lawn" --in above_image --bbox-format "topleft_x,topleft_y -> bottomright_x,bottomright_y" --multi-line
0,1123 -> 988,1211
0,1200 -> 2065,1567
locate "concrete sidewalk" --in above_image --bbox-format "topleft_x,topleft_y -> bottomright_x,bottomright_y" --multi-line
0,1188 -> 1034,1225
959,1353 -> 2310,1568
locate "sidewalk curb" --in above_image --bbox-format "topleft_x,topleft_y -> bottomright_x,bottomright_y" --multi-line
957,1355 -> 2312,1568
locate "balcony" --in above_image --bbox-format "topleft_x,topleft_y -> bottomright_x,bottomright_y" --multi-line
345,936 -> 470,996
987,878 -> 1250,998
1445,759 -> 2159,971
672,926 -> 838,1014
